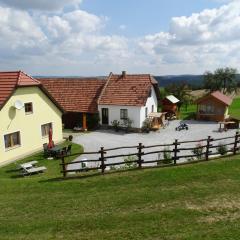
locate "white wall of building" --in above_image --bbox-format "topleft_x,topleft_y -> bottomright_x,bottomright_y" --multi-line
98,104 -> 142,128
140,86 -> 158,127
98,86 -> 158,129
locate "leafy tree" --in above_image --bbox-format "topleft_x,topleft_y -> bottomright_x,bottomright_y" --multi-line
165,83 -> 192,110
203,67 -> 237,94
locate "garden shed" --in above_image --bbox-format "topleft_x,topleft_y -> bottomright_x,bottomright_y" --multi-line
195,91 -> 232,122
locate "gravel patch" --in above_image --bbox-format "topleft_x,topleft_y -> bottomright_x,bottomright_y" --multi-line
68,120 -> 237,171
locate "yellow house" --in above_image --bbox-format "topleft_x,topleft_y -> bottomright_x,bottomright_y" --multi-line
0,71 -> 64,165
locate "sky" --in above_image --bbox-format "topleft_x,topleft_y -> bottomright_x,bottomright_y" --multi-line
0,0 -> 239,76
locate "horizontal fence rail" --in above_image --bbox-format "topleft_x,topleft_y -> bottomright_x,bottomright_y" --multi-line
60,132 -> 240,178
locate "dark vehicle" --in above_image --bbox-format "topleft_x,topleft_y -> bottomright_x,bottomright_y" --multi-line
175,123 -> 189,131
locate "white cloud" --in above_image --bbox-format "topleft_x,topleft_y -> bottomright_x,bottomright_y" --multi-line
138,1 -> 240,73
1,1 -> 240,75
0,0 -> 82,11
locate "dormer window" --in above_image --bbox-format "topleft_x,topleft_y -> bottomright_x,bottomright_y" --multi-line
24,102 -> 33,114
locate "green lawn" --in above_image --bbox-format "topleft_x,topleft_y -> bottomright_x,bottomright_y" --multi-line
180,97 -> 240,120
1,148 -> 240,239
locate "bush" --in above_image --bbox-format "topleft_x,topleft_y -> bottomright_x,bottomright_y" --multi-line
162,147 -> 173,164
217,143 -> 228,155
122,118 -> 134,132
192,142 -> 205,160
141,119 -> 151,133
123,155 -> 137,168
111,120 -> 120,132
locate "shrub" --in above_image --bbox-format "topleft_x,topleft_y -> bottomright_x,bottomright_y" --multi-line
141,119 -> 151,133
111,120 -> 120,132
123,155 -> 138,168
162,147 -> 173,164
217,143 -> 228,155
192,142 -> 205,160
122,118 -> 134,132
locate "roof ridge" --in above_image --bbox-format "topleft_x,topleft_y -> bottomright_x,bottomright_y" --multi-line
19,70 -> 41,85
16,71 -> 21,86
97,72 -> 113,105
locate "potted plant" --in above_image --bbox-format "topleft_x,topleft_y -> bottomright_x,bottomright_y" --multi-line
123,118 -> 133,133
111,120 -> 120,132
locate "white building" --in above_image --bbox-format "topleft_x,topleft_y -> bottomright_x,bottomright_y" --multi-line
98,71 -> 160,129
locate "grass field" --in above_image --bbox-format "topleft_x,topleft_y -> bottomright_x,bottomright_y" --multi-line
180,97 -> 240,120
1,145 -> 240,239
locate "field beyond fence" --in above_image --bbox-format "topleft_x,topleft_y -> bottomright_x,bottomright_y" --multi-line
60,132 -> 240,178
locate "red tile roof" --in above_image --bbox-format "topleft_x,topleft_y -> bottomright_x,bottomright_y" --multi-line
39,78 -> 106,113
0,71 -> 40,109
196,91 -> 232,106
98,72 -> 159,106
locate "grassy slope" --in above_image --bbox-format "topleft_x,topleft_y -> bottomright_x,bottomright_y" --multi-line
1,149 -> 240,239
180,97 -> 240,120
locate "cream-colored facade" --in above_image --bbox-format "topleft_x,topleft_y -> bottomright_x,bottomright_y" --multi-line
0,86 -> 63,165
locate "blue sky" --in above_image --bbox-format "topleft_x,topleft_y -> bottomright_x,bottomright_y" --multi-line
0,0 -> 238,76
81,0 -> 224,36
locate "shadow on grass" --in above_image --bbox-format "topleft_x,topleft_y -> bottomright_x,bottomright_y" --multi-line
39,167 -> 143,183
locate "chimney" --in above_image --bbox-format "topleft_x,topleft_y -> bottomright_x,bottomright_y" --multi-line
122,71 -> 126,78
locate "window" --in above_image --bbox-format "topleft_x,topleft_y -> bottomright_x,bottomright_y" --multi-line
41,123 -> 52,137
145,107 -> 148,118
152,105 -> 154,112
24,102 -> 33,114
4,132 -> 21,149
120,109 -> 128,119
148,89 -> 152,98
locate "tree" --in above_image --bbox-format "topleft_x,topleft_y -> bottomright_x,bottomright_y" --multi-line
165,83 -> 192,110
203,67 -> 237,94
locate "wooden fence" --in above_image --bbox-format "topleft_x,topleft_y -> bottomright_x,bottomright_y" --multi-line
60,132 -> 240,178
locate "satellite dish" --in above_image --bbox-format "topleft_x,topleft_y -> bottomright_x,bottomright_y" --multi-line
14,100 -> 24,110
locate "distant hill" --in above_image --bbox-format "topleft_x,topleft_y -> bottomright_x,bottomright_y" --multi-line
36,74 -> 240,90
154,75 -> 204,88
154,74 -> 240,89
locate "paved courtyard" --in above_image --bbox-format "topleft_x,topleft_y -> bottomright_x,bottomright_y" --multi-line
69,120 -> 237,171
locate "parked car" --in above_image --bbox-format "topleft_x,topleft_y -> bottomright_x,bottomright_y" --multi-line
175,123 -> 189,131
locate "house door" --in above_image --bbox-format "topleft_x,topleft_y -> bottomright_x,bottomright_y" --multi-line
102,108 -> 109,125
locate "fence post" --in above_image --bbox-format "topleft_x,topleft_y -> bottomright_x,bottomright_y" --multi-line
61,155 -> 66,178
173,139 -> 179,165
233,131 -> 239,155
205,136 -> 212,161
138,143 -> 143,168
99,147 -> 105,174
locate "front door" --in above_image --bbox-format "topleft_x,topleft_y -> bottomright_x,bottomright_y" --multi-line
102,108 -> 109,125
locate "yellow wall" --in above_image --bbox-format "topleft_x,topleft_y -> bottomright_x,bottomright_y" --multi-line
0,86 -> 63,165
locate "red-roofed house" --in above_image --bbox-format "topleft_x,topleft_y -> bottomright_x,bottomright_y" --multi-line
196,91 -> 233,121
0,71 -> 63,165
98,71 -> 160,129
39,78 -> 106,129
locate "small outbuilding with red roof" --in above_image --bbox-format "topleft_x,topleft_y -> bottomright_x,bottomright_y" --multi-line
196,91 -> 233,122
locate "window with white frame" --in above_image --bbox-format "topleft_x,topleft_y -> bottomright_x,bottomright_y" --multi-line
120,109 -> 128,119
4,131 -> 21,149
41,123 -> 52,137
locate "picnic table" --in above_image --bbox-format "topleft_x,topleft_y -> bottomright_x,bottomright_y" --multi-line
48,145 -> 62,157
